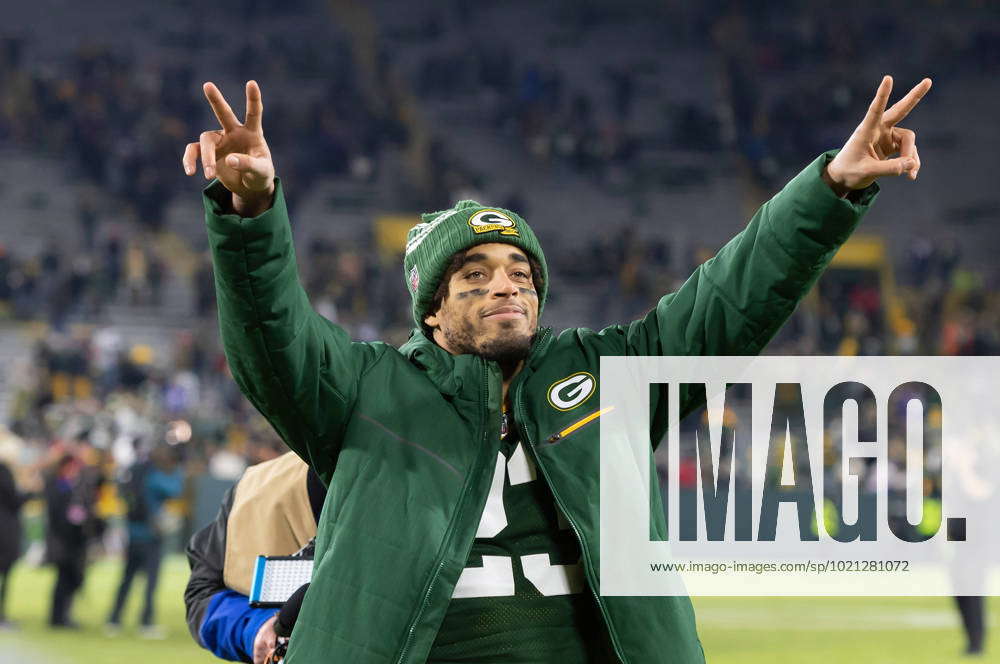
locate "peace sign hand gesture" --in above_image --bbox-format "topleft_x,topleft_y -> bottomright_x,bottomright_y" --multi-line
824,75 -> 932,196
182,80 -> 276,216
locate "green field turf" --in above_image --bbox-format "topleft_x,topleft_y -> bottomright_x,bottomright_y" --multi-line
0,555 -> 994,662
693,595 -> 997,663
0,555 -> 217,664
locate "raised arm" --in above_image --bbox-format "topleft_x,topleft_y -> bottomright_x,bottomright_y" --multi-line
623,75 -> 931,359
182,82 -> 383,480
613,76 -> 931,424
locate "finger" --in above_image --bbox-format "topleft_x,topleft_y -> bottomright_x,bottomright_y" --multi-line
866,155 -> 917,179
894,127 -> 919,180
245,80 -> 263,133
182,142 -> 200,176
224,152 -> 270,176
883,78 -> 932,126
203,82 -> 242,131
199,131 -> 222,179
861,75 -> 893,133
225,152 -> 273,190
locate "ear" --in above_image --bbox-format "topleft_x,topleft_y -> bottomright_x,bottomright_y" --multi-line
424,309 -> 440,330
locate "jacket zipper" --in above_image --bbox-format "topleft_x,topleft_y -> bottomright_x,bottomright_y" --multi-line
545,406 -> 615,443
395,359 -> 496,664
514,386 -> 629,663
396,558 -> 447,664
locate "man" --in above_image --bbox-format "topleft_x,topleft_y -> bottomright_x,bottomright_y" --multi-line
185,451 -> 324,663
182,75 -> 930,663
106,444 -> 184,637
44,452 -> 96,628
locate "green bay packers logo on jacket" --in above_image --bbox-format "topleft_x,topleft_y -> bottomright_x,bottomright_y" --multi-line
547,372 -> 596,411
468,209 -> 519,237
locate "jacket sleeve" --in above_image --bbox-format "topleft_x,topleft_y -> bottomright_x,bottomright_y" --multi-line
199,590 -> 276,663
611,151 -> 878,422
184,485 -> 277,662
621,150 -> 877,360
185,485 -> 234,647
204,178 -> 385,480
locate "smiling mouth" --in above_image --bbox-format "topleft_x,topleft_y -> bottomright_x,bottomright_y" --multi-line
482,307 -> 526,319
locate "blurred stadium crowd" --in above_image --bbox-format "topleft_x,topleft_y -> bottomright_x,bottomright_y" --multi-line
0,0 -> 997,633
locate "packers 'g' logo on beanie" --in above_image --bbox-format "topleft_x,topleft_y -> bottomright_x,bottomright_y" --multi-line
468,209 -> 519,236
403,200 -> 548,330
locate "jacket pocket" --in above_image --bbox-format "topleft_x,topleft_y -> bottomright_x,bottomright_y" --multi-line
545,406 -> 615,444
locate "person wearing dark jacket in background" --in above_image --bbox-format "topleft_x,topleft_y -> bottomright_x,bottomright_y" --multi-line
44,453 -> 92,628
106,444 -> 185,638
185,451 -> 324,663
0,459 -> 30,628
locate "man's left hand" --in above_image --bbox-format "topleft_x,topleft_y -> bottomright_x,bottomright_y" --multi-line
824,75 -> 932,196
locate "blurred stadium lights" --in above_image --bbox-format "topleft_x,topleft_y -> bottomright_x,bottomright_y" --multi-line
165,419 -> 192,445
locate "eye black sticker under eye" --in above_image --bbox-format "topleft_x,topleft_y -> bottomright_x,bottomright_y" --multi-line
518,287 -> 537,296
456,288 -> 490,299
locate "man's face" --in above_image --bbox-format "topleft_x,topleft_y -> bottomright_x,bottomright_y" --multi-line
424,243 -> 540,362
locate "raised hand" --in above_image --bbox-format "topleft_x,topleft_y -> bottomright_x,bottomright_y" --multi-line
182,81 -> 275,216
825,75 -> 932,195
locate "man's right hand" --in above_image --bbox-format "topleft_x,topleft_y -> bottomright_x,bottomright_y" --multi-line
252,614 -> 279,664
182,80 -> 276,217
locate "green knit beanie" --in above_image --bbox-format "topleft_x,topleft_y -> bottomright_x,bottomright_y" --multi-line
403,200 -> 548,329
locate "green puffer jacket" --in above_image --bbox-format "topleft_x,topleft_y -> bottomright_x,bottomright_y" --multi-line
203,151 -> 877,663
